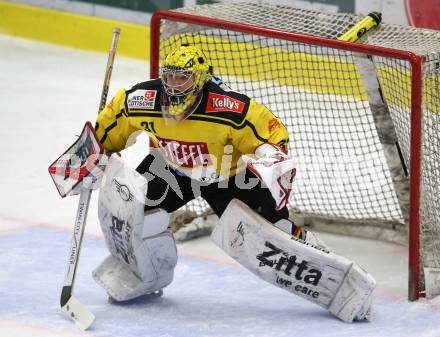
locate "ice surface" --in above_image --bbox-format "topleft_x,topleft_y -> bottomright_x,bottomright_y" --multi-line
0,34 -> 439,337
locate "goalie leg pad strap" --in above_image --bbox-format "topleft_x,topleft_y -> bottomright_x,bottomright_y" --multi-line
211,199 -> 376,322
94,155 -> 177,301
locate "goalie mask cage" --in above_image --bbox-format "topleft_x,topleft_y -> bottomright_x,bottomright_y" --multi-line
150,3 -> 440,301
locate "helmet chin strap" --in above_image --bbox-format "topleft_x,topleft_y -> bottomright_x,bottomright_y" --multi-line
170,96 -> 183,105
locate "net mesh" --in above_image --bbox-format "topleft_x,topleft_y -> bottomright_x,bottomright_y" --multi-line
156,3 -> 440,289
421,56 -> 440,272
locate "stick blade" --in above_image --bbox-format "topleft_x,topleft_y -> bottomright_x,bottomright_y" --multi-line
61,295 -> 95,330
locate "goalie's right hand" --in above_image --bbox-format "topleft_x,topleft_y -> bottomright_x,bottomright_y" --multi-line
243,143 -> 296,210
75,153 -> 109,193
48,122 -> 109,197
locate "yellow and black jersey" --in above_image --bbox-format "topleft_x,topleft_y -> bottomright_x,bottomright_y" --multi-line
95,79 -> 289,182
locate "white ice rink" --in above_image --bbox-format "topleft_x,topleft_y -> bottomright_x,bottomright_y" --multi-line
1,34 -> 440,337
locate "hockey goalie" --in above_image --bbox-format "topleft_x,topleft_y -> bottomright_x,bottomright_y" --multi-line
81,45 -> 375,322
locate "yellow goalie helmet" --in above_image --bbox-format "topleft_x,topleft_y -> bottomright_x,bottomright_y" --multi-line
160,45 -> 212,122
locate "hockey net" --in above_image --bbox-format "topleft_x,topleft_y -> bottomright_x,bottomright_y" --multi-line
150,3 -> 440,300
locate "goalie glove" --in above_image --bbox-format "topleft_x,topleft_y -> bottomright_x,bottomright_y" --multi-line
48,122 -> 108,197
243,143 -> 296,210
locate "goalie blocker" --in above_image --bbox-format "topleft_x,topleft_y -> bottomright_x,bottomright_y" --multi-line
211,199 -> 376,323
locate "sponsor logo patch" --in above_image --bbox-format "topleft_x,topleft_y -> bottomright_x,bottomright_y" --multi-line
206,92 -> 245,114
256,241 -> 323,287
230,222 -> 246,248
110,215 -> 136,265
112,178 -> 133,202
127,90 -> 157,110
106,100 -> 114,111
268,117 -> 282,132
256,241 -> 322,300
155,136 -> 213,168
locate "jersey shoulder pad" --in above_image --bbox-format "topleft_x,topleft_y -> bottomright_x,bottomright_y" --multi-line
127,78 -> 162,93
125,79 -> 162,113
196,82 -> 251,124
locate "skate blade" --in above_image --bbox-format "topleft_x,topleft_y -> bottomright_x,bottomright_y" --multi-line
108,289 -> 164,305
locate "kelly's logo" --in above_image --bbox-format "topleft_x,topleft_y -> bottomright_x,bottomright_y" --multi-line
155,136 -> 213,168
206,93 -> 245,114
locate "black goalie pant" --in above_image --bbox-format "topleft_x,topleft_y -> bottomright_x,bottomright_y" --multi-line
136,152 -> 289,224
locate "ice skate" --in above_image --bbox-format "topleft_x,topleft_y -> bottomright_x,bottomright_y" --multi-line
108,289 -> 164,305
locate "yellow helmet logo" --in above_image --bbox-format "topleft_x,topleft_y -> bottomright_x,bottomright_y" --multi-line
163,45 -> 212,90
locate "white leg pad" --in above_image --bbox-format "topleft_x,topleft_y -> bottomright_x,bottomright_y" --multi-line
93,154 -> 177,302
93,230 -> 176,302
211,199 -> 376,323
93,255 -> 152,302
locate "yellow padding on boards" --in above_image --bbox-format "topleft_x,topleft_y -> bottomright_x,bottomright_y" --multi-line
163,34 -> 440,113
376,65 -> 439,114
161,33 -> 368,100
0,1 -> 150,60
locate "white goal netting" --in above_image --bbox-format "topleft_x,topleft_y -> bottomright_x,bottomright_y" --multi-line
153,3 -> 440,298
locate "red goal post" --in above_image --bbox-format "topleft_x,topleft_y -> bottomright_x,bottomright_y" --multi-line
149,4 -> 439,301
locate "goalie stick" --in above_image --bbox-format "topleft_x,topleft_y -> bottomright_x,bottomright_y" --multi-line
54,28 -> 120,330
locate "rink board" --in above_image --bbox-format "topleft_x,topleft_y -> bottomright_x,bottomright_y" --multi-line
0,2 -> 149,59
0,228 -> 439,337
